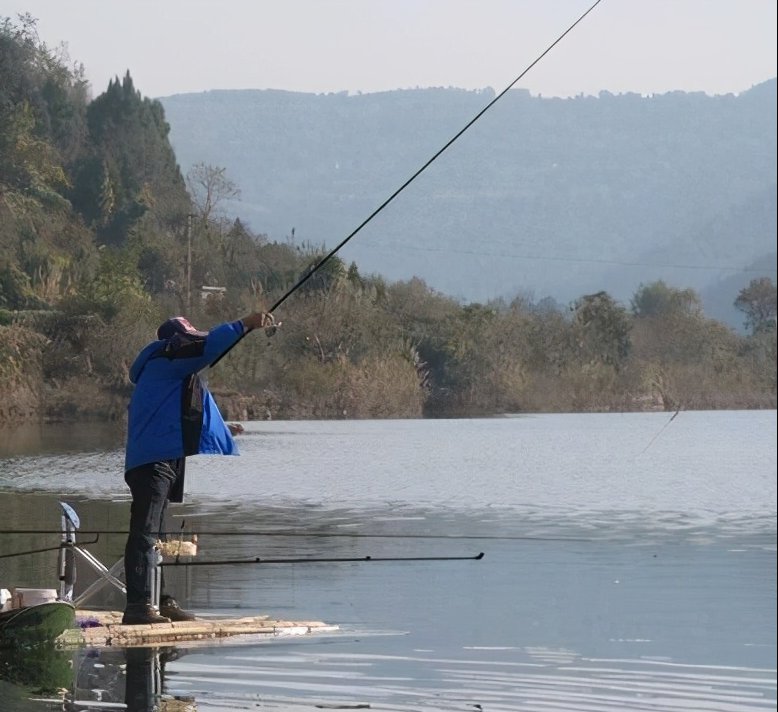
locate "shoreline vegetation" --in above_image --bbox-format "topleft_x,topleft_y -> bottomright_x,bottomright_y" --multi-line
1,275 -> 775,430
0,16 -> 775,430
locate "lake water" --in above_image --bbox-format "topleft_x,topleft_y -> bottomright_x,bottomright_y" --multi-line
0,411 -> 775,711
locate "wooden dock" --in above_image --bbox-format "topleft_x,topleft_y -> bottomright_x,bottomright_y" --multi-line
60,610 -> 338,648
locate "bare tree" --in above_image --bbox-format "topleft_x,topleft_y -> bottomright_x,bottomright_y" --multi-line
186,162 -> 240,223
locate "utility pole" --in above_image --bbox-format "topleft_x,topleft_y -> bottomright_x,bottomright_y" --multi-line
186,214 -> 192,314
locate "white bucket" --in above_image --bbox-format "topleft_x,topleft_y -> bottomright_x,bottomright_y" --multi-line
11,587 -> 58,609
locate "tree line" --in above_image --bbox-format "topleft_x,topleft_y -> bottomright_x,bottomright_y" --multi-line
0,15 -> 775,427
159,80 -> 777,317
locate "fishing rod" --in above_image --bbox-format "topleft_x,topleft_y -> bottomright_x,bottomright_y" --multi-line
0,535 -> 100,560
640,407 -> 681,454
161,552 -> 484,567
210,0 -> 604,368
0,529 -> 590,542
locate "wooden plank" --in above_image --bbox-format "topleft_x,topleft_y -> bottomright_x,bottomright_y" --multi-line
59,610 -> 337,648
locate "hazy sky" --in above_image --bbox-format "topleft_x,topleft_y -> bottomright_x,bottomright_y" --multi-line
4,0 -> 776,99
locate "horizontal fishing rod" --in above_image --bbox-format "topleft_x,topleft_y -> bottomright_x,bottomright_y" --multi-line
0,536 -> 100,560
0,529 -> 589,542
161,552 -> 484,567
209,0 -> 604,368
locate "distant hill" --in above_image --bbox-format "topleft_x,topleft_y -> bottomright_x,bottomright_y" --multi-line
160,81 -> 777,325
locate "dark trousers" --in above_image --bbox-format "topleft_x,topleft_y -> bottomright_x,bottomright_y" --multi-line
123,461 -> 177,610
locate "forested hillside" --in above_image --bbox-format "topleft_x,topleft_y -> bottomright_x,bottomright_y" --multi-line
0,16 -> 775,428
160,82 -> 777,326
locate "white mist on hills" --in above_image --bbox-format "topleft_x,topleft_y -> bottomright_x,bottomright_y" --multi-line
160,81 -> 777,327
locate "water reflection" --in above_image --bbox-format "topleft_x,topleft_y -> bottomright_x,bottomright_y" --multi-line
0,421 -> 124,459
0,642 -> 196,712
0,642 -> 72,697
124,648 -> 160,712
70,647 -> 195,712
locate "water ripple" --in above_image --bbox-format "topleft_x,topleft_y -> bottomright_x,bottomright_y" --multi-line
165,647 -> 776,712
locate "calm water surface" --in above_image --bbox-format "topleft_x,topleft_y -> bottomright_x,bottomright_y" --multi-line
0,411 -> 775,711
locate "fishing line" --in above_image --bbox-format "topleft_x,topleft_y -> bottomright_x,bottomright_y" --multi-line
360,240 -> 771,274
210,0 -> 605,368
640,408 -> 681,455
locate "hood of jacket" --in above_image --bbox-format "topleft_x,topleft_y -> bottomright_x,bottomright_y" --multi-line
129,340 -> 166,384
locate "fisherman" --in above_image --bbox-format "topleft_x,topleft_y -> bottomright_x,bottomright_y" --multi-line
122,311 -> 275,625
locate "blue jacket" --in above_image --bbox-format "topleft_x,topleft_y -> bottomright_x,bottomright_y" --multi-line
124,321 -> 244,472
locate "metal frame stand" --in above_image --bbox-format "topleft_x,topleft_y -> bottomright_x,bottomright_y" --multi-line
57,501 -> 162,611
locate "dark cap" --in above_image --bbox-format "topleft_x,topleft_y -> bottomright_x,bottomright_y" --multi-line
157,316 -> 208,340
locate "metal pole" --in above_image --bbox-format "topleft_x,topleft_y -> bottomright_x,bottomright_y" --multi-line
186,214 -> 192,314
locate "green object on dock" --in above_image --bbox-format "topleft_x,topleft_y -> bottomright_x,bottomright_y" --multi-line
0,601 -> 76,646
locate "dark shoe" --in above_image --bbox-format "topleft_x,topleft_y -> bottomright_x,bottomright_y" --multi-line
160,595 -> 197,622
122,605 -> 171,625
